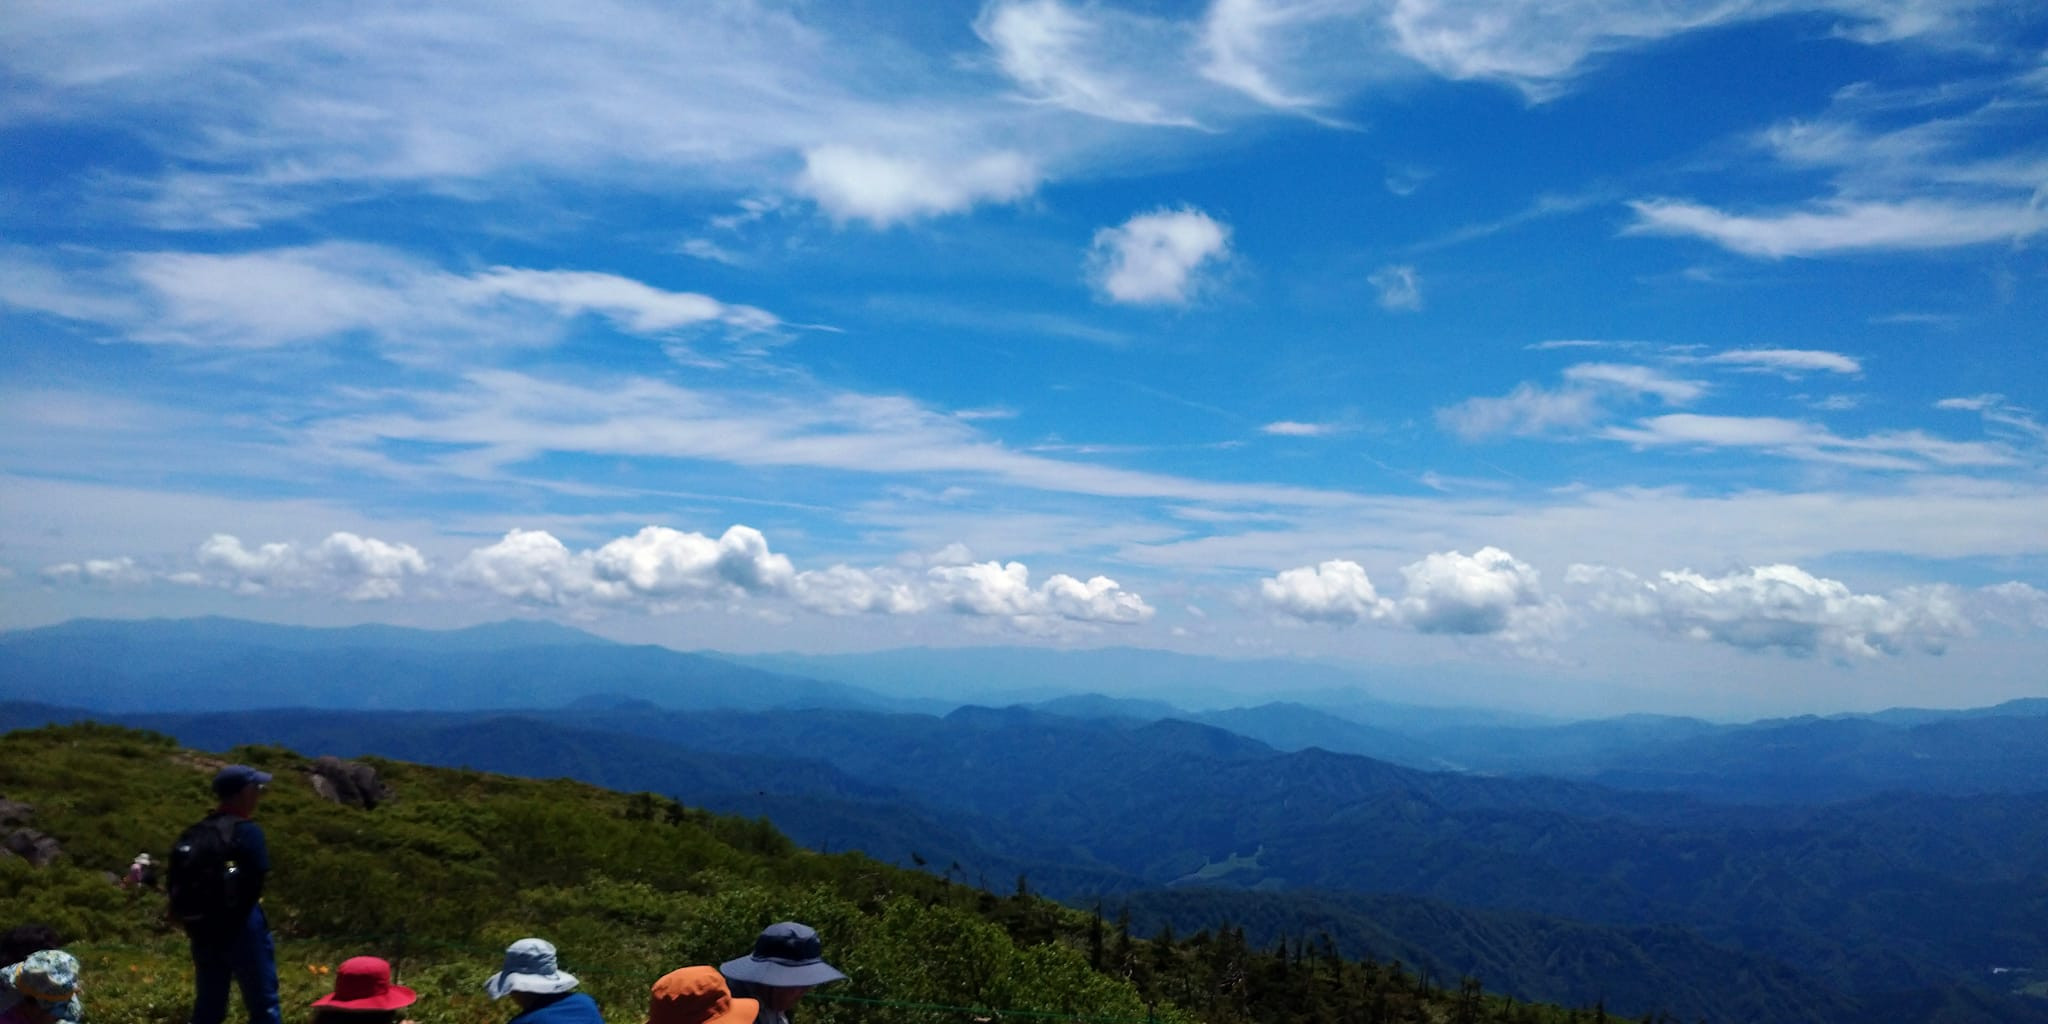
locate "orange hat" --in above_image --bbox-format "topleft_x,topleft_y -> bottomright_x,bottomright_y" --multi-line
648,966 -> 758,1024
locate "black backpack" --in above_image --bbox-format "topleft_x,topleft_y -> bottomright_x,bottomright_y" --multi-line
166,814 -> 241,933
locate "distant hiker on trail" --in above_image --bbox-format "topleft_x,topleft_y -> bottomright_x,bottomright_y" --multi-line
122,851 -> 154,890
172,764 -> 282,1024
484,938 -> 602,1024
311,956 -> 417,1024
0,949 -> 82,1024
719,922 -> 846,1024
648,966 -> 758,1024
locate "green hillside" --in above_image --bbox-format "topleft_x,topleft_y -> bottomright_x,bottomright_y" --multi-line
1,723 -> 1592,1024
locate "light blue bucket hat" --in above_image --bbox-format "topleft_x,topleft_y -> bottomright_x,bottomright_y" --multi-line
0,949 -> 83,1022
484,938 -> 579,999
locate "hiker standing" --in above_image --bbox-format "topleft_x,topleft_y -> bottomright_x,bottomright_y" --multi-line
719,922 -> 845,1024
173,764 -> 282,1024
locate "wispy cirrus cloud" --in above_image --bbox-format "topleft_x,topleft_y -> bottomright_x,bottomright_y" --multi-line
0,243 -> 786,359
1701,348 -> 1862,376
976,0 -> 1201,127
1625,197 -> 2047,258
1603,414 -> 2020,470
1368,264 -> 1423,311
1437,362 -> 1704,439
1626,64 -> 2048,257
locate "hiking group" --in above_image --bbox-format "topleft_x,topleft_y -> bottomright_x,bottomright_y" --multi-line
1,764 -> 847,1024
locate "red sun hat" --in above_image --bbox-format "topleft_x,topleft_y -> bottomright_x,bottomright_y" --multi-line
311,957 -> 418,1012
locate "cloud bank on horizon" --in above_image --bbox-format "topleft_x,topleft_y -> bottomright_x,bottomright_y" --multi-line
4,0 -> 2045,715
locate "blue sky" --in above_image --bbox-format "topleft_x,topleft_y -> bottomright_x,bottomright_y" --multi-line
4,0 -> 2046,717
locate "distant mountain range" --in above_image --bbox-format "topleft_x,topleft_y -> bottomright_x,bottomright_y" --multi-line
8,693 -> 2047,1022
7,616 -> 2048,1022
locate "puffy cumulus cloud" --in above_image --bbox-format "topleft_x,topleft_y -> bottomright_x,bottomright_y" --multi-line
927,560 -> 1154,627
1394,546 -> 1558,639
1975,582 -> 2048,630
1260,560 -> 1390,624
457,525 -> 795,607
1569,563 -> 1973,659
454,529 -> 590,605
1262,547 -> 1563,646
791,565 -> 928,616
453,526 -> 1147,629
1368,264 -> 1423,311
590,525 -> 795,602
39,557 -> 150,587
1088,207 -> 1231,305
797,146 -> 1039,226
194,532 -> 428,600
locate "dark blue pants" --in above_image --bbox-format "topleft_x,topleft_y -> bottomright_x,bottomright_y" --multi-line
188,906 -> 282,1024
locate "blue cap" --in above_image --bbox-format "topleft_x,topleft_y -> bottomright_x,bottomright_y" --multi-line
212,764 -> 273,797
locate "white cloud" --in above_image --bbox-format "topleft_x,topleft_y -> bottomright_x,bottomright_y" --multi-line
1261,560 -> 1390,624
1571,562 -> 1973,658
1563,363 -> 1707,403
39,557 -> 150,587
797,146 -> 1039,226
1262,546 -> 1564,647
1198,0 -> 1353,114
309,368 -> 1355,508
463,268 -> 780,335
1937,394 -> 2047,444
791,565 -> 928,616
192,532 -> 428,600
1088,207 -> 1231,305
1,244 -> 783,356
1625,197 -> 2047,257
4,3 -> 1038,228
1394,546 -> 1559,640
1438,362 -> 1700,440
590,525 -> 795,601
677,239 -> 745,266
1368,264 -> 1423,311
1978,582 -> 2048,629
1703,348 -> 1863,376
457,525 -> 795,608
453,529 -> 591,605
1261,421 -> 1341,437
1438,382 -> 1608,439
1382,0 -> 1993,100
976,0 -> 1200,127
1604,413 -> 2019,469
927,560 -> 1153,626
455,525 -> 1147,627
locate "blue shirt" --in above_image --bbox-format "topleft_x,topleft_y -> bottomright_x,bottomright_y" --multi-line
506,991 -> 604,1024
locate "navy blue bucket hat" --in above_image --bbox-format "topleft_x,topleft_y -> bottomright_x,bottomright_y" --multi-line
720,922 -> 845,988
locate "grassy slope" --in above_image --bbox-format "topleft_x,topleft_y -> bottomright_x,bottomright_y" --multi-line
1,723 -> 1586,1024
